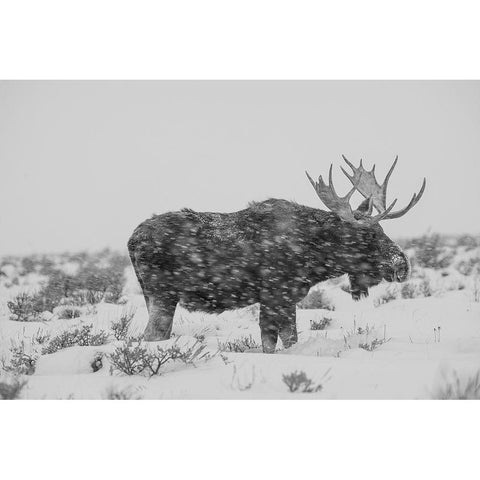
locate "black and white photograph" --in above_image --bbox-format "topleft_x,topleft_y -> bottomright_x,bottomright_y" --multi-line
1,2 -> 479,478
1,80 -> 479,400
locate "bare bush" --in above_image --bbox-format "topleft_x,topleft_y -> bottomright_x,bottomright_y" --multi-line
111,307 -> 137,341
310,316 -> 332,330
103,386 -> 142,400
13,250 -> 131,314
282,370 -> 323,393
400,282 -> 417,299
108,340 -> 149,375
359,337 -> 390,351
456,234 -> 480,251
7,292 -> 44,321
400,279 -> 432,299
374,287 -> 398,307
456,257 -> 480,276
56,306 -> 83,319
42,325 -> 108,355
32,329 -> 51,346
75,250 -> 128,304
109,339 -> 211,376
410,233 -> 453,269
218,334 -> 260,352
418,278 -> 433,297
1,340 -> 37,375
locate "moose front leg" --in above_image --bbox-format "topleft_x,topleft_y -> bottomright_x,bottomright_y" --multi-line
278,314 -> 298,349
259,304 -> 297,353
260,324 -> 279,354
348,273 -> 370,301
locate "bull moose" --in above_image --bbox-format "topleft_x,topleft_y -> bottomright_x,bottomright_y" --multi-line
127,156 -> 426,353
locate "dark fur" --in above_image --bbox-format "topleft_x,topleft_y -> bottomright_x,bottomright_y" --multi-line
127,198 -> 408,352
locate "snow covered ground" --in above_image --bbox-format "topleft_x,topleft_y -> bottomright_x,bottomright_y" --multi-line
1,244 -> 480,399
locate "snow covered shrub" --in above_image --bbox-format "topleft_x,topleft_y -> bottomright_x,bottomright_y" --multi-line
56,306 -> 83,319
0,377 -> 28,400
20,255 -> 38,275
30,250 -> 129,309
400,279 -> 432,299
68,289 -> 104,306
1,340 -> 37,375
297,289 -> 334,310
310,316 -> 332,330
143,341 -> 211,375
456,234 -> 480,251
37,255 -> 57,276
38,269 -> 79,311
108,340 -> 148,375
456,257 -> 480,276
374,287 -> 398,307
282,370 -> 322,393
7,292 -> 44,321
411,233 -> 453,269
359,337 -> 389,351
111,307 -> 137,341
218,334 -> 260,352
103,386 -> 142,400
433,370 -> 480,400
32,329 -> 50,346
42,325 -> 108,355
341,323 -> 387,350
75,250 -> 129,304
400,282 -> 417,299
109,339 -> 211,377
418,278 -> 432,297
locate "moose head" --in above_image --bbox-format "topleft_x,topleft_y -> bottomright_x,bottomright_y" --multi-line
306,156 -> 426,299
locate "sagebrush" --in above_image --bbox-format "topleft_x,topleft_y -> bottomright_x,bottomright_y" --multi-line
109,338 -> 211,377
42,325 -> 108,355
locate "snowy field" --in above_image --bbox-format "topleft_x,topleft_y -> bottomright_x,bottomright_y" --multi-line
1,236 -> 480,399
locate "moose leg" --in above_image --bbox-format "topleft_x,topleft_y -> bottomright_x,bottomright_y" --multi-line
144,296 -> 177,341
259,304 -> 280,353
348,273 -> 370,301
259,304 -> 298,353
278,307 -> 298,349
260,324 -> 279,354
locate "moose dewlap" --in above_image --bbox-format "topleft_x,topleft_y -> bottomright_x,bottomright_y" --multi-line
128,156 -> 426,353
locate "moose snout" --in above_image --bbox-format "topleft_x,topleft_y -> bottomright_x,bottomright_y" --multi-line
384,252 -> 410,283
392,263 -> 409,282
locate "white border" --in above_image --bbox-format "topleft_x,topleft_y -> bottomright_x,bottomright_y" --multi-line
1,1 -> 479,478
1,0 -> 480,78
1,401 -> 478,479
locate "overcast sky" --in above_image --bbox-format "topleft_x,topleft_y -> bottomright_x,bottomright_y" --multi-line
1,81 -> 479,255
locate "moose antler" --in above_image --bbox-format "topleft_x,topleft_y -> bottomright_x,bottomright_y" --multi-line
305,165 -> 396,224
341,155 -> 426,220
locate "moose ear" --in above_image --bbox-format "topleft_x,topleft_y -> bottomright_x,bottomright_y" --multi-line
355,197 -> 373,215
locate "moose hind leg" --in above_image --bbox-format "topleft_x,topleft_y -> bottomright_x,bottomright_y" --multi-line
144,296 -> 177,341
